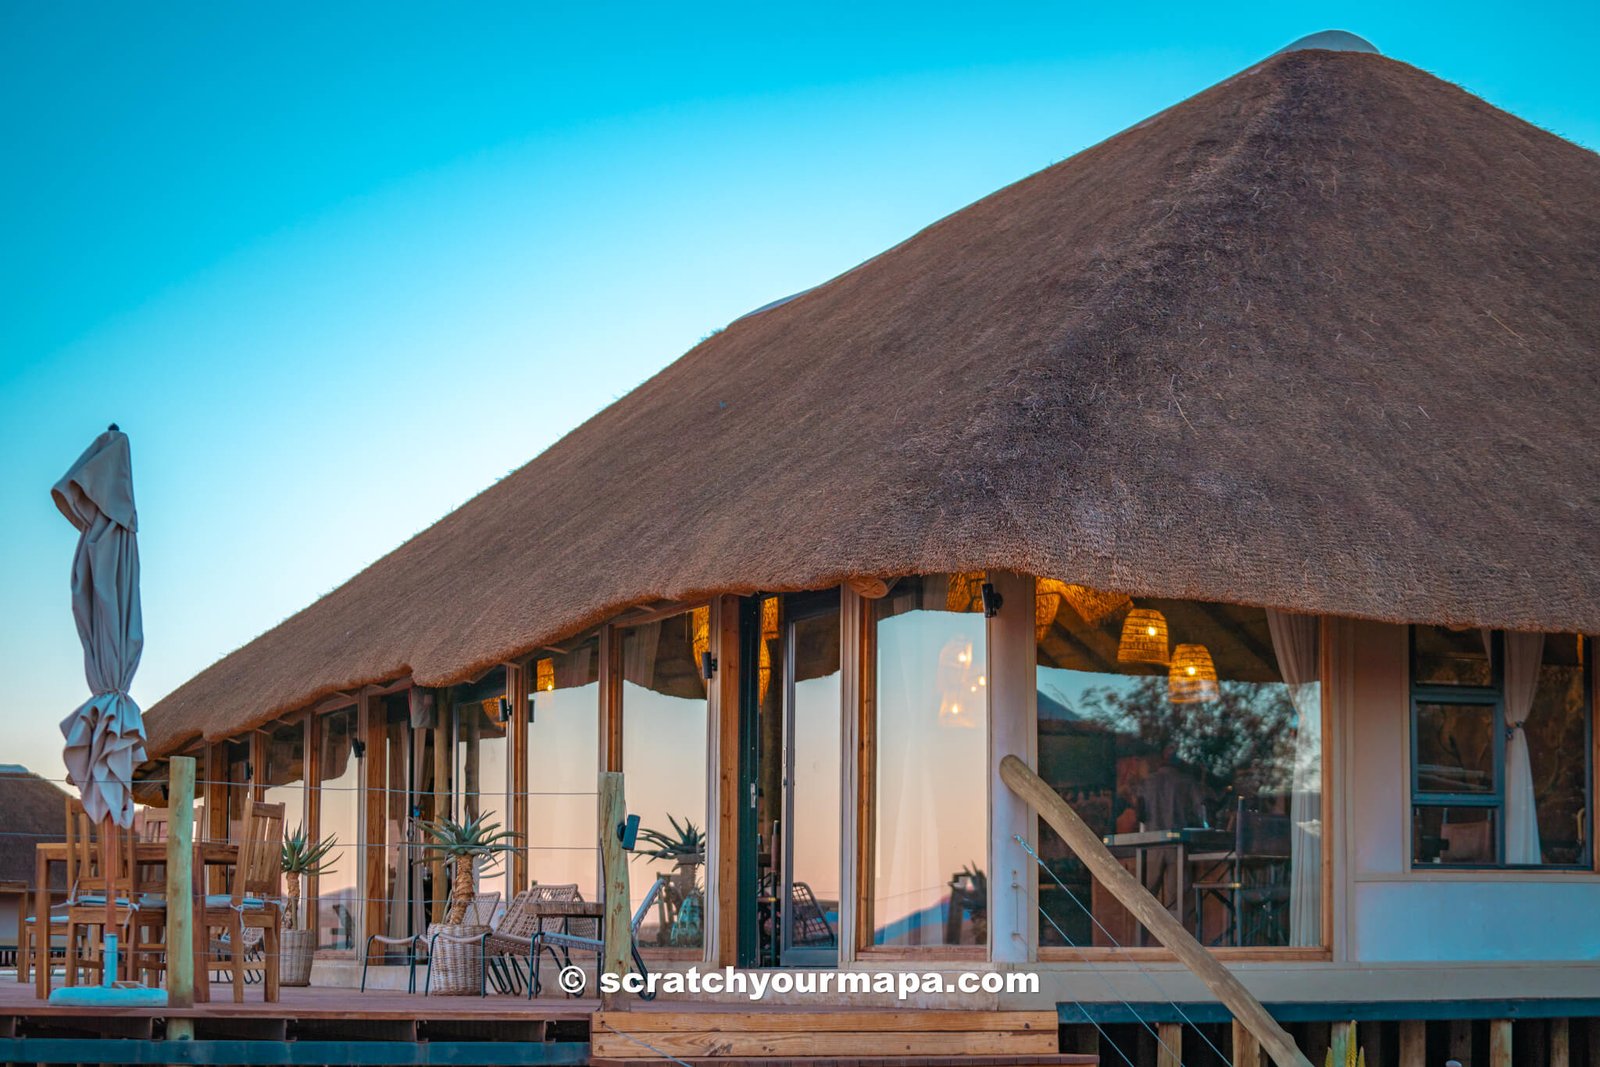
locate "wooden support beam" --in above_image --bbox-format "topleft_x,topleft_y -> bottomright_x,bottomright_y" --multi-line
1449,1020 -> 1472,1066
362,694 -> 386,961
507,663 -> 530,893
1158,1022 -> 1184,1067
1235,1020 -> 1263,1067
1491,1020 -> 1513,1067
1399,1021 -> 1426,1067
1360,1021 -> 1386,1067
165,756 -> 196,1037
712,596 -> 740,967
1552,1018 -> 1570,1067
999,755 -> 1312,1067
598,770 -> 629,1011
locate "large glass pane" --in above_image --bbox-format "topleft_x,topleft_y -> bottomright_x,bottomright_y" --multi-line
451,669 -> 509,900
622,612 -> 709,951
1527,634 -> 1589,865
1415,703 -> 1496,794
528,637 -> 601,897
1413,805 -> 1496,865
1035,585 -> 1320,949
872,574 -> 988,947
315,707 -> 360,952
1414,626 -> 1494,688
787,601 -> 842,958
262,721 -> 306,829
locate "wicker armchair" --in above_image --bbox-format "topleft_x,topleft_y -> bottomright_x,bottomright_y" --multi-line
481,884 -> 580,996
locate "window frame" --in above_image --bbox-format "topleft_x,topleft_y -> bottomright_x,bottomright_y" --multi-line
1408,628 -> 1595,871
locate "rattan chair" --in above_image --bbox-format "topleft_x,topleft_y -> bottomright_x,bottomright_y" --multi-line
531,875 -> 668,1000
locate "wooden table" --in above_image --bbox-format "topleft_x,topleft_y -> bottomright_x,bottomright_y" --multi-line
1102,828 -> 1232,945
34,840 -> 239,999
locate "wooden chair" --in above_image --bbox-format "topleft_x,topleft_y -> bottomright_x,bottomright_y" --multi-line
198,801 -> 285,1002
61,798 -> 165,986
16,904 -> 66,985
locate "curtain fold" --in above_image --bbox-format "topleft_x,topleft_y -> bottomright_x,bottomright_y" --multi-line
1265,609 -> 1322,947
1503,631 -> 1545,865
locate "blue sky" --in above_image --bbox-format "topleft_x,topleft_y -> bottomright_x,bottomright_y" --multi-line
3,2 -> 1597,783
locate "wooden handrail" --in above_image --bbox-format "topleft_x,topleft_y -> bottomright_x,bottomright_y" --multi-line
999,754 -> 1312,1067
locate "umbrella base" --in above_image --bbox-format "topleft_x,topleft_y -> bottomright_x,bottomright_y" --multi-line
48,985 -> 168,1008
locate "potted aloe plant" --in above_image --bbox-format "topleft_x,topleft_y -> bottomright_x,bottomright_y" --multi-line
638,814 -> 705,946
419,812 -> 518,994
279,827 -> 338,986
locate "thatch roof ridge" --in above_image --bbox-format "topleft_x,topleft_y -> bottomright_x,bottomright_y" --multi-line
142,47 -> 1600,757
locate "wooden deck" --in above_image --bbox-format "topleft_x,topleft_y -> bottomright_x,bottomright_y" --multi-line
0,979 -> 1085,1066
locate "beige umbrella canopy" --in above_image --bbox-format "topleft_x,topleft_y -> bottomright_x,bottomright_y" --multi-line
53,425 -> 146,830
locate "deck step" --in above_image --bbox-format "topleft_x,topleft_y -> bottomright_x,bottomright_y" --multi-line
593,1058 -> 1097,1067
591,1010 -> 1079,1062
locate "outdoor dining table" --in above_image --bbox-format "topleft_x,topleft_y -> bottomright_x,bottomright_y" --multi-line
33,838 -> 241,999
1101,827 -> 1232,946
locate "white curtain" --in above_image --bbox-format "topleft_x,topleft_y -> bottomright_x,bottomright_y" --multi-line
1265,609 -> 1322,947
622,622 -> 661,689
1503,631 -> 1545,865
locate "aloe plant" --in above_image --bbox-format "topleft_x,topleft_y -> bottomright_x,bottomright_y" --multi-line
419,812 -> 520,924
637,814 -> 704,863
280,827 -> 338,932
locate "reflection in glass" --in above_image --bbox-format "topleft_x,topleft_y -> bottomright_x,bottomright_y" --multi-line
873,575 -> 988,947
785,601 -> 842,960
316,707 -> 360,951
1413,805 -> 1497,865
1035,587 -> 1322,949
1413,626 -> 1494,687
1415,703 -> 1496,794
452,669 -> 509,898
262,720 -> 306,829
621,612 -> 708,950
1528,635 -> 1589,865
528,638 -> 600,897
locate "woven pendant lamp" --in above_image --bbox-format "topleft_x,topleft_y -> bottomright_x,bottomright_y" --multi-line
1169,643 -> 1220,703
535,657 -> 556,693
1035,581 -> 1064,642
1117,608 -> 1170,665
690,605 -> 711,665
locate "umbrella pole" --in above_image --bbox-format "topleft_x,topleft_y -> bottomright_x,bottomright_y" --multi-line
102,820 -> 117,986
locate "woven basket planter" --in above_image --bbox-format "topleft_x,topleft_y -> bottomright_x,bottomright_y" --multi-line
281,929 -> 316,987
427,923 -> 489,996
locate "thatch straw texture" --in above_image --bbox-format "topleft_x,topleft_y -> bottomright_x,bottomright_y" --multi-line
144,47 -> 1600,756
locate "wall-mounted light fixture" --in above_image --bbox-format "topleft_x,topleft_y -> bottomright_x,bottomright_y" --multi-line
980,581 -> 1004,618
351,736 -> 367,759
498,697 -> 512,722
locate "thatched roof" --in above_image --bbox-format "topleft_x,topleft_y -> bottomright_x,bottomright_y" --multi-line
0,767 -> 68,888
143,42 -> 1600,757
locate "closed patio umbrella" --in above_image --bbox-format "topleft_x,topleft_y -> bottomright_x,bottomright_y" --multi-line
52,424 -> 146,990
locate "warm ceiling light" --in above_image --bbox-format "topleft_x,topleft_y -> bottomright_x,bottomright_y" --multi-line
1168,644 -> 1220,704
1117,608 -> 1170,665
761,597 -> 780,641
1038,578 -> 1133,642
535,658 -> 556,693
946,572 -> 985,613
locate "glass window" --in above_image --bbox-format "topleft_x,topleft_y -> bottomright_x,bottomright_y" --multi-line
450,670 -> 510,899
1412,629 -> 1592,867
262,720 -> 306,829
621,612 -> 709,951
528,637 -> 601,898
315,707 -> 360,952
1035,583 -> 1323,949
871,574 -> 988,948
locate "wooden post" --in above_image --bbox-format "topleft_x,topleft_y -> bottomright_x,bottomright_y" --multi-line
599,770 -> 630,1010
1361,1022 -> 1387,1067
1491,1020 -> 1513,1067
1158,1022 -> 1184,1067
1449,1020 -> 1472,1066
508,663 -> 530,893
1399,1021 -> 1426,1067
999,756 -> 1312,1067
1551,1019 -> 1570,1067
1331,1021 -> 1355,1067
166,756 -> 196,1035
1236,1020 -> 1264,1067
